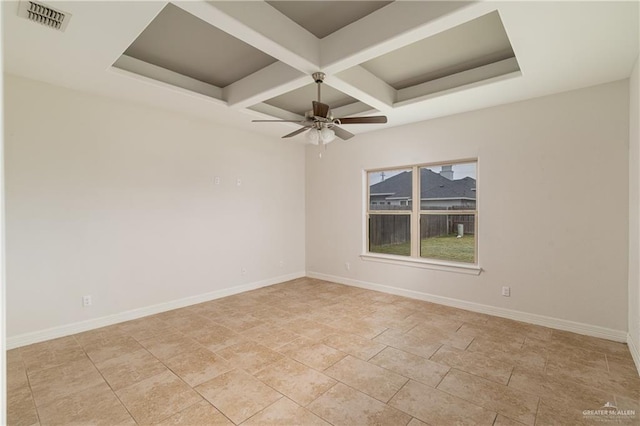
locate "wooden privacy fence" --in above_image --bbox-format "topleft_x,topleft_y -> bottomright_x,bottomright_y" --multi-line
369,214 -> 475,246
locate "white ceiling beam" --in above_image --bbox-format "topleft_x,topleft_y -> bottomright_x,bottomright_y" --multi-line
223,62 -> 308,109
329,66 -> 396,113
320,1 -> 495,74
395,58 -> 521,105
112,55 -> 224,102
246,103 -> 305,122
174,1 -> 320,74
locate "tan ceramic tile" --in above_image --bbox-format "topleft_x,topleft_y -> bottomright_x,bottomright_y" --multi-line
373,329 -> 442,359
525,337 -> 608,371
195,369 -> 283,424
370,346 -> 450,387
28,357 -> 105,407
243,397 -> 330,425
156,400 -> 233,425
8,348 -> 23,364
456,324 -> 526,347
216,340 -> 283,374
282,319 -> 341,340
37,381 -> 132,426
607,353 -> 640,378
74,325 -> 127,347
324,355 -> 408,402
322,332 -> 386,360
308,382 -> 412,426
255,357 -> 337,406
164,346 -> 233,386
187,324 -> 246,352
95,348 -> 168,390
139,332 -> 201,361
20,336 -> 87,372
160,313 -> 215,334
407,418 -> 429,426
250,306 -> 297,324
279,337 -> 347,370
508,366 -> 616,410
83,334 -> 144,364
116,316 -> 174,340
535,398 -> 597,425
324,317 -> 388,339
437,369 -> 539,425
7,385 -> 39,426
7,361 -> 29,391
493,415 -> 527,426
551,330 -> 632,356
116,370 -> 202,424
429,345 -> 513,385
389,380 -> 496,425
211,313 -> 265,332
241,323 -> 302,349
466,338 -> 546,372
545,357 -> 640,399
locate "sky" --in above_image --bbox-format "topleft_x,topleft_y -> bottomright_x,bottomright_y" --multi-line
368,163 -> 476,185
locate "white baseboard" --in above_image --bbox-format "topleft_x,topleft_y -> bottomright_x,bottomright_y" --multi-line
7,271 -> 305,349
307,271 -> 629,343
627,334 -> 640,376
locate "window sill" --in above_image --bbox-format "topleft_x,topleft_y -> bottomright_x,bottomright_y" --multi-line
360,253 -> 482,275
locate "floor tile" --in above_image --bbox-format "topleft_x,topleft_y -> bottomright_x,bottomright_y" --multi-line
535,398 -> 596,425
155,400 -> 233,425
139,332 -> 201,361
255,357 -> 337,406
216,340 -> 283,374
28,357 -> 105,407
187,324 -> 246,352
437,369 -> 539,425
279,337 -> 347,370
373,329 -> 442,359
116,316 -> 174,341
20,336 -> 87,372
212,313 -> 265,332
7,385 -> 39,426
370,346 -> 449,387
82,334 -> 144,364
493,414 -> 527,426
430,345 -> 513,384
116,370 -> 202,424
308,382 -> 412,426
164,346 -> 233,386
282,319 -> 341,340
195,369 -> 283,424
243,397 -> 330,425
324,355 -> 408,402
241,323 -> 302,350
95,348 -> 168,390
389,380 -> 496,426
37,381 -> 132,425
322,332 -> 386,360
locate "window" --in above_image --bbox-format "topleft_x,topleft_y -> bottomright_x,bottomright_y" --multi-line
366,161 -> 477,266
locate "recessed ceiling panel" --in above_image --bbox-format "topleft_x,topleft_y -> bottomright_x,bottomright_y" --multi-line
123,3 -> 277,88
361,11 -> 517,90
265,84 -> 361,116
267,1 -> 393,39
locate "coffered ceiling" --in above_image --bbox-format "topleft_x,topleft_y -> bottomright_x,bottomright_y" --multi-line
2,1 -> 639,141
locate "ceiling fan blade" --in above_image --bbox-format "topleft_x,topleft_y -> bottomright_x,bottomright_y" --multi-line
252,119 -> 306,123
332,125 -> 355,140
312,101 -> 330,119
336,116 -> 388,124
282,127 -> 311,138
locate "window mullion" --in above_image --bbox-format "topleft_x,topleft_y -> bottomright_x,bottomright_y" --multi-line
411,165 -> 420,258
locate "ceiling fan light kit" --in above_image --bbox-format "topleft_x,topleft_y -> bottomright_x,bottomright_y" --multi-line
253,72 -> 387,144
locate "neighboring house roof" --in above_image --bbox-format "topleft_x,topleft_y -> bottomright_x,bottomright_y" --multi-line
370,169 -> 476,200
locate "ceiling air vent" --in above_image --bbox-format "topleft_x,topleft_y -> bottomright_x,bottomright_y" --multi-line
18,0 -> 71,31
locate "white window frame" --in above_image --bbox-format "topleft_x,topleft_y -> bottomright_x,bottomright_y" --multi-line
361,159 -> 481,275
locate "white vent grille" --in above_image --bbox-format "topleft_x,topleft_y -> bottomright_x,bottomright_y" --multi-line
18,0 -> 71,31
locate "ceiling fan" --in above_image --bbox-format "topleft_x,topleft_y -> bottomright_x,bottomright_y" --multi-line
252,72 -> 387,144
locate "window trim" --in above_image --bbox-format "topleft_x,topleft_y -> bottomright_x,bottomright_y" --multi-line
363,159 -> 480,274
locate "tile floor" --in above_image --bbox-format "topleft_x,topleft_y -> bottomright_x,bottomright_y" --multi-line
6,278 -> 640,425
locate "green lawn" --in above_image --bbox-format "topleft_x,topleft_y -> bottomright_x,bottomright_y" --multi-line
371,234 -> 475,263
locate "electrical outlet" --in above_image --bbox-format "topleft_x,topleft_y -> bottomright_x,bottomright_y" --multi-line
241,267 -> 247,275
279,260 -> 284,268
236,178 -> 242,186
345,262 -> 351,271
501,286 -> 510,297
82,295 -> 92,307
214,176 -> 221,185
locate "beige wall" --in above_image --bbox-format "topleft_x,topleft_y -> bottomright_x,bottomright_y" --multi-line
4,75 -> 306,339
629,55 -> 640,361
306,80 -> 630,333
